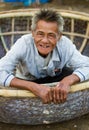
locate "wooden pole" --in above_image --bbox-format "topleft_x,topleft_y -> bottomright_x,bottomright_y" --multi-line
0,81 -> 89,98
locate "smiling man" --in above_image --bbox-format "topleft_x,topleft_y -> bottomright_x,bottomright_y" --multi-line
0,9 -> 89,104
32,20 -> 60,57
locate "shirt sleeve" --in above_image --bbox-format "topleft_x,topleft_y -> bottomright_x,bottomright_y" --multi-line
65,41 -> 89,82
0,36 -> 27,87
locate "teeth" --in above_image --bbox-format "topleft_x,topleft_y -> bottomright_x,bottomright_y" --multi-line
40,45 -> 49,48
46,46 -> 49,48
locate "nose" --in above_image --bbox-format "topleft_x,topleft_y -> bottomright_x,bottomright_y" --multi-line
41,36 -> 49,43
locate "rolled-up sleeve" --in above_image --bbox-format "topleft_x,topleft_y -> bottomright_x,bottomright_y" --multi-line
72,54 -> 89,82
66,45 -> 89,82
0,71 -> 15,86
0,37 -> 27,87
58,36 -> 89,82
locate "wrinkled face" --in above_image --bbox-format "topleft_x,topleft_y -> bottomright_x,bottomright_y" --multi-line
32,20 -> 61,57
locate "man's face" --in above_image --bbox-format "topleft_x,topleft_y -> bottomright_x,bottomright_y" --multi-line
32,20 -> 61,57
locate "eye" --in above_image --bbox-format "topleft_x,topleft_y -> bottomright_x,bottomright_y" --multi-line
36,31 -> 44,37
48,33 -> 56,39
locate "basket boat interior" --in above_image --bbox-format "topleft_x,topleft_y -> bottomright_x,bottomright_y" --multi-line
0,9 -> 89,58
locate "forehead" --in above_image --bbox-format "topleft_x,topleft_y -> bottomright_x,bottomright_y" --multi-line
36,20 -> 58,33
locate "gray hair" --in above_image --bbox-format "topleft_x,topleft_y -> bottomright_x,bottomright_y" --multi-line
31,8 -> 64,33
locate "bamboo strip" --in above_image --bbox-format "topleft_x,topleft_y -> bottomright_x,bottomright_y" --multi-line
0,8 -> 38,15
0,27 -> 8,52
11,17 -> 15,47
79,22 -> 89,53
27,17 -> 30,31
0,11 -> 36,19
56,9 -> 89,16
59,12 -> 89,21
0,89 -> 35,97
0,9 -> 89,22
0,31 -> 31,36
0,31 -> 89,40
70,18 -> 74,41
63,32 -> 89,39
0,81 -> 89,97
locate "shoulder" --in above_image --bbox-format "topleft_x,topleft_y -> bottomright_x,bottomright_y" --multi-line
56,36 -> 77,59
13,34 -> 34,49
58,36 -> 73,46
21,33 -> 33,44
57,35 -> 76,51
21,33 -> 33,40
9,34 -> 34,58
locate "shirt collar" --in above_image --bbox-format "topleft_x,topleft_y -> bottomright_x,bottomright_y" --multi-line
51,46 -> 61,62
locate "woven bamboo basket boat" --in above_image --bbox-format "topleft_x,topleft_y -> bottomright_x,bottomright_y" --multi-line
0,9 -> 89,125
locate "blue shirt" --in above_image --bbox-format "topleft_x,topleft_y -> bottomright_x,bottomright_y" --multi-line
0,34 -> 89,87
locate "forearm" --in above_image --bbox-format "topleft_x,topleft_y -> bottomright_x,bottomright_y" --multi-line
10,77 -> 52,104
10,77 -> 40,93
52,74 -> 80,103
60,74 -> 80,86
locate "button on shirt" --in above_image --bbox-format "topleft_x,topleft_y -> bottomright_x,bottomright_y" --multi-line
0,34 -> 89,87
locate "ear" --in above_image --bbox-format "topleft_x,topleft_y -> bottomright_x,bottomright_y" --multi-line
57,33 -> 62,41
32,31 -> 35,37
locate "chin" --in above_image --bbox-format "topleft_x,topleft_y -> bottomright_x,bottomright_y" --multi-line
38,51 -> 49,57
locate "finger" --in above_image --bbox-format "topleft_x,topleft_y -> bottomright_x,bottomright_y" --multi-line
42,94 -> 49,104
42,99 -> 48,104
59,89 -> 65,103
54,84 -> 61,103
48,89 -> 53,103
56,82 -> 63,102
57,83 -> 66,103
56,88 -> 60,103
60,90 -> 67,103
45,88 -> 53,104
53,88 -> 60,104
53,89 -> 57,104
63,90 -> 67,102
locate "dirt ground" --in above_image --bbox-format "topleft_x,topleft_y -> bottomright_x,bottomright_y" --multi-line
0,0 -> 89,13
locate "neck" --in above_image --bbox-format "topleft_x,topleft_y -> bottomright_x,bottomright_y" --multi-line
38,52 -> 49,58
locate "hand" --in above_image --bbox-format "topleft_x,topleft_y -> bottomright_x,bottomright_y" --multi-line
32,84 -> 53,104
52,82 -> 70,104
51,74 -> 80,104
10,77 -> 53,104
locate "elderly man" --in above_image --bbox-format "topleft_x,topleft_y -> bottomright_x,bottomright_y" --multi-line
0,9 -> 89,104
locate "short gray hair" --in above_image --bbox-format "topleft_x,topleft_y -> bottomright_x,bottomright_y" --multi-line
31,8 -> 64,33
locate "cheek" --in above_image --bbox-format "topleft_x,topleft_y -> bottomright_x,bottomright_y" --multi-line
33,38 -> 40,45
51,41 -> 57,47
34,37 -> 41,43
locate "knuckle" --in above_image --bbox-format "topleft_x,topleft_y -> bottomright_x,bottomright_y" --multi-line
48,89 -> 51,93
43,99 -> 47,104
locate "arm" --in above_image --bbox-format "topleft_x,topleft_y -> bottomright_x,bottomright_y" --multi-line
10,77 -> 53,104
0,37 -> 26,87
53,53 -> 89,104
52,74 -> 80,103
53,36 -> 89,103
0,36 -> 53,104
58,36 -> 89,82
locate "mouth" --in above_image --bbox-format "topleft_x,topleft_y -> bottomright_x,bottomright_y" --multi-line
37,44 -> 52,57
39,44 -> 50,48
